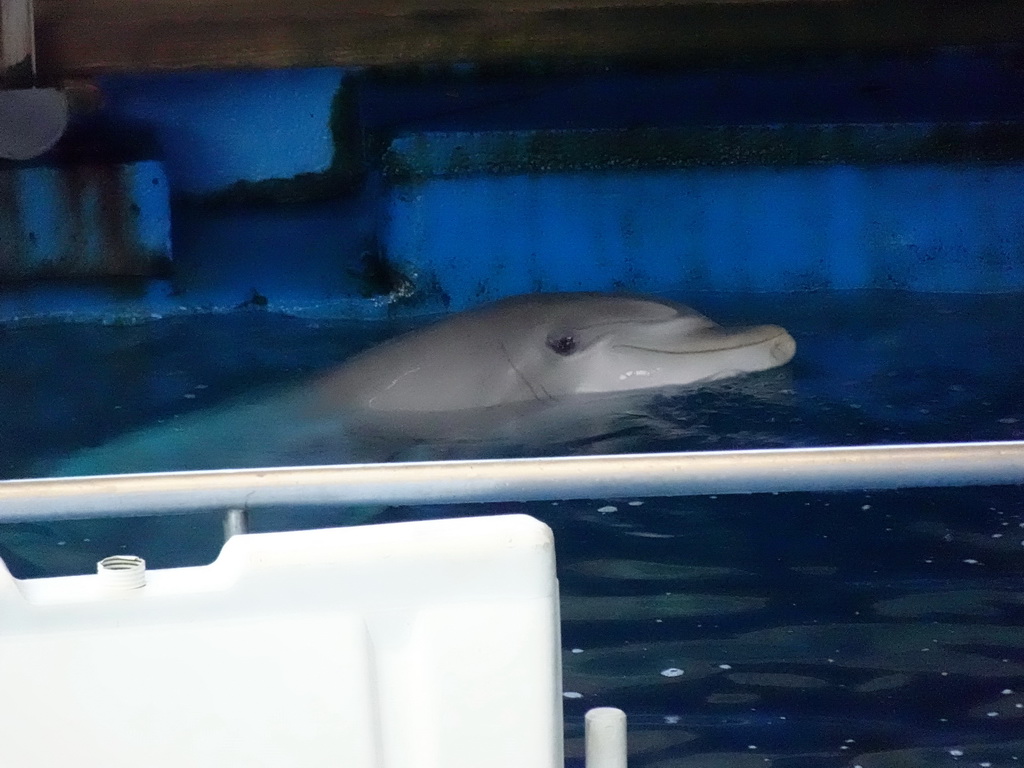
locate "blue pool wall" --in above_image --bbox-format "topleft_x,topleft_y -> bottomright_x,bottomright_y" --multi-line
1,161 -> 171,282
97,69 -> 345,196
383,165 -> 1024,311
4,49 -> 1024,320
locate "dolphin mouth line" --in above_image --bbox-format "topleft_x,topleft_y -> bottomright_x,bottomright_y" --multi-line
613,330 -> 791,355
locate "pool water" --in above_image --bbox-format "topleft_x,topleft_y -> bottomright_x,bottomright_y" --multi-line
1,289 -> 1023,766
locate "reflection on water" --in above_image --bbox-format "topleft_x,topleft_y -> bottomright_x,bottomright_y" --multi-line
1,290 -> 1023,765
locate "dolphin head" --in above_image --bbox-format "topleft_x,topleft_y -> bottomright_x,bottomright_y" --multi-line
493,293 -> 796,398
321,292 -> 796,413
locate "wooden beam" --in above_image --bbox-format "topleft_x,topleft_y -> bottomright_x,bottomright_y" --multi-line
32,0 -> 1024,76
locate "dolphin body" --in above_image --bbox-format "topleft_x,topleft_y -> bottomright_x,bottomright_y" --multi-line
48,292 -> 796,477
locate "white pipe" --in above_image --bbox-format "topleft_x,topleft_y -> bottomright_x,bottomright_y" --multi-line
1,0 -> 70,161
585,707 -> 627,768
0,440 -> 1022,523
1,0 -> 32,72
222,507 -> 250,540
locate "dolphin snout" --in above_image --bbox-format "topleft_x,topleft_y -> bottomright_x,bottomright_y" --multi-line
767,327 -> 797,366
672,323 -> 793,355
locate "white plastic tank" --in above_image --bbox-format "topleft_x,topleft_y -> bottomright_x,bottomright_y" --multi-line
0,513 -> 563,768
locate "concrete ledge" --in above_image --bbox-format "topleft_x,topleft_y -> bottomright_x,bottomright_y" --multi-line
384,123 -> 1024,180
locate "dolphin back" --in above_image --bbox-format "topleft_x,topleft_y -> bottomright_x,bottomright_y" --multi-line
44,389 -> 359,477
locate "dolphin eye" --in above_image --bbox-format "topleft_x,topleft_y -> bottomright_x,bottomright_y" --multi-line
546,335 -> 577,356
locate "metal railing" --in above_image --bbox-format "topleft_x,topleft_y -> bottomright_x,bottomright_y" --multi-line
0,440 -> 1022,523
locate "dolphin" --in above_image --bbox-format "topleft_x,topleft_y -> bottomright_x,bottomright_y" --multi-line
316,292 -> 795,411
46,292 -> 795,476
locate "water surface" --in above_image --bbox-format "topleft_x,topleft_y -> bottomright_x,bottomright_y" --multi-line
1,290 -> 1022,766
